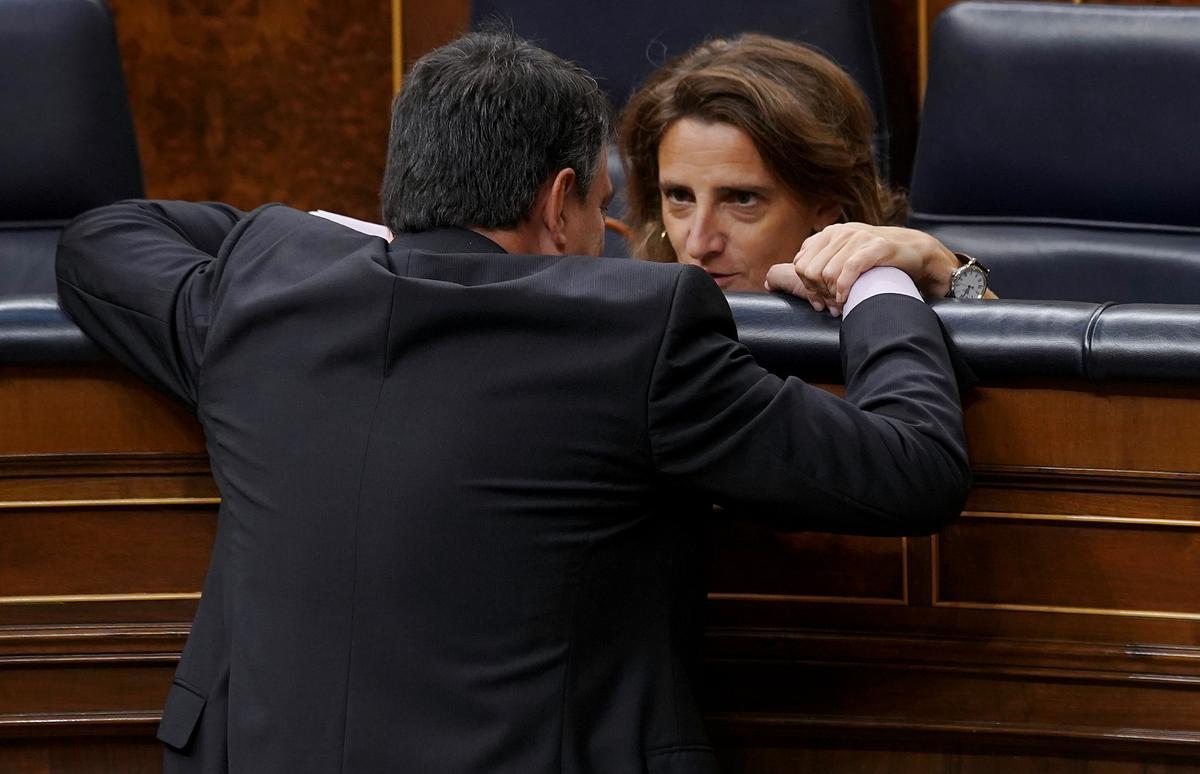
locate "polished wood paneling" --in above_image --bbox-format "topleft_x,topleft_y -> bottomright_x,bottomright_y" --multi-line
0,365 -> 207,767
707,521 -> 906,603
704,376 -> 1200,769
968,469 -> 1200,521
0,454 -> 217,505
0,367 -> 203,456
401,0 -> 469,72
0,738 -> 161,774
936,515 -> 1200,616
719,746 -> 1200,774
0,624 -> 189,660
4,363 -> 1200,770
706,659 -> 1200,742
108,0 -> 392,220
2,661 -> 173,717
963,384 -> 1200,472
0,504 -> 215,600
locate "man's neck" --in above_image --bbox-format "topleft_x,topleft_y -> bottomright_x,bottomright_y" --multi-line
470,224 -> 555,256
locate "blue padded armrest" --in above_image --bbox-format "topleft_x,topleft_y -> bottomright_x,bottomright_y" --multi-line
727,293 -> 1200,385
1090,305 -> 1200,382
3,289 -> 1198,385
0,294 -> 105,365
726,292 -> 842,383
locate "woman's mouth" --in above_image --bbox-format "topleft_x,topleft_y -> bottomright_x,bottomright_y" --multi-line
706,271 -> 740,288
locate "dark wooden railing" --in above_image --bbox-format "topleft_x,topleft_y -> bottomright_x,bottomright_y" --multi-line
3,298 -> 1200,772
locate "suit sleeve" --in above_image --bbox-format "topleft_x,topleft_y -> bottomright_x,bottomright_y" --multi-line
56,199 -> 245,408
646,266 -> 970,536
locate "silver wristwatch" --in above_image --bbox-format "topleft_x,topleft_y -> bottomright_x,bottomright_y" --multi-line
947,253 -> 990,299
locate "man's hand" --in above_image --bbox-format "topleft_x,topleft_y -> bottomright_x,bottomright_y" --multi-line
764,223 -> 960,315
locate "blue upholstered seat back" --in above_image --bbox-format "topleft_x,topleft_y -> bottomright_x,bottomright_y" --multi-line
470,0 -> 887,119
1,0 -> 143,295
909,1 -> 1200,303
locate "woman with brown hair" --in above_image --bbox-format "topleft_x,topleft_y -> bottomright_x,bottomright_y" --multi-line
619,33 -> 991,312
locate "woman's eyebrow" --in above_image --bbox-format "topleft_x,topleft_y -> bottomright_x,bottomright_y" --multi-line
716,185 -> 770,196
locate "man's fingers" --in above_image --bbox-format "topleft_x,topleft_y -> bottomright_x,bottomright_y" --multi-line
834,239 -> 891,304
802,234 -> 861,302
795,244 -> 833,297
764,263 -> 806,295
790,259 -> 827,309
795,228 -> 830,262
798,223 -> 961,305
766,263 -> 831,312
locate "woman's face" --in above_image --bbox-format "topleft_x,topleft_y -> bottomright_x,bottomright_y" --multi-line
657,118 -> 839,292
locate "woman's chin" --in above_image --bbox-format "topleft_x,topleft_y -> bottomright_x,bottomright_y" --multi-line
715,274 -> 764,293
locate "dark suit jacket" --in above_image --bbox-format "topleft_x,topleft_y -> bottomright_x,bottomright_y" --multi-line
56,201 -> 969,774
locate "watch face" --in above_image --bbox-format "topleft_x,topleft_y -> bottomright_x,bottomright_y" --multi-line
952,265 -> 987,299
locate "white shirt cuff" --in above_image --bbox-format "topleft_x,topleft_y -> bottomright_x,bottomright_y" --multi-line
309,210 -> 392,240
843,266 -> 922,318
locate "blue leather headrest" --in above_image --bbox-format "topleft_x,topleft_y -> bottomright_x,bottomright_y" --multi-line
470,0 -> 888,161
910,1 -> 1200,228
0,0 -> 143,221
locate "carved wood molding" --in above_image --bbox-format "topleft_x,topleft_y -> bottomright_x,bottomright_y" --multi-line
0,453 -> 212,479
706,712 -> 1200,756
705,628 -> 1200,680
972,464 -> 1200,496
0,711 -> 160,738
0,624 -> 189,660
0,451 -> 219,508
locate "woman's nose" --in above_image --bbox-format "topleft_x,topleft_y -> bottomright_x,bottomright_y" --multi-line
685,207 -> 725,261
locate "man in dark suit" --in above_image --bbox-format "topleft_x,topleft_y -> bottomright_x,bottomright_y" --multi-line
56,30 -> 969,774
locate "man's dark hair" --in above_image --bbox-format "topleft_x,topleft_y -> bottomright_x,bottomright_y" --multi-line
381,31 -> 610,235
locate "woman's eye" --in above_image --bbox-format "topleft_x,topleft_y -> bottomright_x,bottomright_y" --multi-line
732,191 -> 758,206
663,188 -> 691,204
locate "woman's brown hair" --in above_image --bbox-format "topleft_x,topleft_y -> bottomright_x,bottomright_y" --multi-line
618,33 -> 905,262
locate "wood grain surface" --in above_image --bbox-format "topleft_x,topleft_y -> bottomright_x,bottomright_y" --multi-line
4,364 -> 1200,771
108,0 -> 392,220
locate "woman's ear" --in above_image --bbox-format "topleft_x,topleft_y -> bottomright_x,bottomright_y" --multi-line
813,199 -> 843,230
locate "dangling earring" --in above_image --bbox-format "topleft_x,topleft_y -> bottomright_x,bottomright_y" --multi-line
660,229 -> 668,240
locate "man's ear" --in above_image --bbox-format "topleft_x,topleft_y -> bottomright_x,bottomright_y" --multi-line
535,167 -> 578,254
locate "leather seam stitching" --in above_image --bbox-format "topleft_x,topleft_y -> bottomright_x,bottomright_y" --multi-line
1083,301 -> 1116,383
